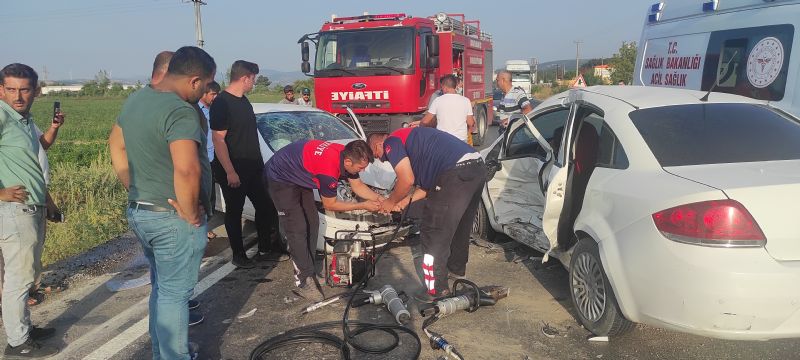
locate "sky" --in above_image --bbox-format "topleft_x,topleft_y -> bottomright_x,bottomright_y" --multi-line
0,0 -> 650,82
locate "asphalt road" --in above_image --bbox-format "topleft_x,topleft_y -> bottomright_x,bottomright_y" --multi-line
12,123 -> 800,360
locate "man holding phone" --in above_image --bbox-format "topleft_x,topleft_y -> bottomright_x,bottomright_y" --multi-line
0,63 -> 59,358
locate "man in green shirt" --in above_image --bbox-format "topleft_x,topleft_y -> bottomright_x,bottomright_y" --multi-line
109,46 -> 215,360
0,63 -> 59,359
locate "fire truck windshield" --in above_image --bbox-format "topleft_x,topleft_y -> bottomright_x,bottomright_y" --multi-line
315,28 -> 415,76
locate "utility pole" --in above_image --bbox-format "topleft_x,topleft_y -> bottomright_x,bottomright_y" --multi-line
574,40 -> 583,78
188,0 -> 206,48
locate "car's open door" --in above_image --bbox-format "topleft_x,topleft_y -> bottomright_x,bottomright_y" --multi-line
483,113 -> 554,252
541,99 -> 577,262
344,106 -> 366,140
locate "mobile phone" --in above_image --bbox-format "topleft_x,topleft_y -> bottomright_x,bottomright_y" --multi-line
47,210 -> 64,223
53,101 -> 61,123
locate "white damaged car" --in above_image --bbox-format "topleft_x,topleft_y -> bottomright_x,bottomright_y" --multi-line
214,104 -> 406,251
473,86 -> 800,340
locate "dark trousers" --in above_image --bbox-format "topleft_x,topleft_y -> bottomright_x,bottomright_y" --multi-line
419,160 -> 485,295
266,179 -> 319,283
213,162 -> 277,259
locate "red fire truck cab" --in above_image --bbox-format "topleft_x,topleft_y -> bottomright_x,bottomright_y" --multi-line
299,12 -> 494,145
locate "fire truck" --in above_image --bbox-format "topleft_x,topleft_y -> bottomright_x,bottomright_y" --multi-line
298,12 -> 495,145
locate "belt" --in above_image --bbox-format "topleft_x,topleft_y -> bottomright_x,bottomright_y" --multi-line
454,159 -> 483,168
0,202 -> 41,212
128,202 -> 173,212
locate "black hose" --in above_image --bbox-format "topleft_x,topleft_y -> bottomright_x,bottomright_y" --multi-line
250,189 -> 421,360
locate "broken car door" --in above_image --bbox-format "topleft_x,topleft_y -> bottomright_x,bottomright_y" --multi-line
487,108 -> 569,253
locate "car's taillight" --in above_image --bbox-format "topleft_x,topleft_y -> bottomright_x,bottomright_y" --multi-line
652,199 -> 766,247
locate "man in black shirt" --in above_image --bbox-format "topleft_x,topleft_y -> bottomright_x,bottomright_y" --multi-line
210,60 -> 284,268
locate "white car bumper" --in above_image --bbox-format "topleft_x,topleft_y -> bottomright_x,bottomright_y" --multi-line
607,220 -> 800,340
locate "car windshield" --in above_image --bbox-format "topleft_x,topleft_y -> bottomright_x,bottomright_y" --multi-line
315,28 -> 415,76
629,103 -> 800,166
512,72 -> 531,81
256,111 -> 358,151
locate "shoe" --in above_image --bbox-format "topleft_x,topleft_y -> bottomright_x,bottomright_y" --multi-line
291,278 -> 324,303
189,310 -> 204,326
28,326 -> 55,341
448,273 -> 467,281
4,338 -> 59,359
412,287 -> 451,304
255,251 -> 290,263
188,299 -> 200,310
188,341 -> 199,360
232,257 -> 255,269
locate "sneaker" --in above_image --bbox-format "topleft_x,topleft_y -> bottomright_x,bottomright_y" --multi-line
231,257 -> 255,269
28,326 -> 55,341
188,341 -> 199,360
4,338 -> 59,359
447,273 -> 467,281
188,299 -> 200,310
255,251 -> 290,263
189,310 -> 204,327
291,278 -> 324,303
412,287 -> 451,304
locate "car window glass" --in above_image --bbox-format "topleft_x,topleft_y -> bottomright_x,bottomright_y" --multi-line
532,108 -> 570,156
582,113 -> 628,169
630,103 -> 800,166
256,111 -> 358,151
505,125 -> 538,158
701,24 -> 794,101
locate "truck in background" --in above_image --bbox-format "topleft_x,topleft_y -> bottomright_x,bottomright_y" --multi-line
633,0 -> 800,117
298,12 -> 495,145
505,60 -> 534,97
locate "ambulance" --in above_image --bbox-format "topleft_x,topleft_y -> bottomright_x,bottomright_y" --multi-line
633,0 -> 800,117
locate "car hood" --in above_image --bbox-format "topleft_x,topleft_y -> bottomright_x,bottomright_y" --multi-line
666,160 -> 800,261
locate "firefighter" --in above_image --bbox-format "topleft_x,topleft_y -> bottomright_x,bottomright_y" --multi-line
368,128 -> 486,301
264,139 -> 383,302
495,69 -> 533,133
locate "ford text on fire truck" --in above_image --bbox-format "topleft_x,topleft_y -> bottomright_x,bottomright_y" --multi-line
633,0 -> 800,117
298,12 -> 495,145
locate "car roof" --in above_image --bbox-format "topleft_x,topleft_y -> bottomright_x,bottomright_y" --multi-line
251,103 -> 328,114
576,85 -> 769,110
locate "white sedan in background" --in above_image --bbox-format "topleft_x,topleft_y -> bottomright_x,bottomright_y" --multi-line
473,86 -> 800,340
214,103 -> 404,251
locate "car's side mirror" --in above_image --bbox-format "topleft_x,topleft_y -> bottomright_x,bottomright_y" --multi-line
301,41 -> 310,62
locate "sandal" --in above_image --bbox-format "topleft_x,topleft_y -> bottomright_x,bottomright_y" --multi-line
27,291 -> 44,306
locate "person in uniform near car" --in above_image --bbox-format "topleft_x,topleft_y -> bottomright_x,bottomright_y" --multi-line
264,140 -> 383,302
368,127 -> 486,301
297,88 -> 313,107
496,70 -> 533,133
279,85 -> 297,104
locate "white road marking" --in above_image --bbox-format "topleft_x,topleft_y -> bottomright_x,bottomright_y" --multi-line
76,247 -> 254,360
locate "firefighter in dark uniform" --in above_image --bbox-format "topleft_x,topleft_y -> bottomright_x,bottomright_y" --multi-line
264,140 -> 382,302
368,127 -> 486,301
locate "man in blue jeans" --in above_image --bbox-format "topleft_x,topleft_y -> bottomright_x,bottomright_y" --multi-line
109,46 -> 215,360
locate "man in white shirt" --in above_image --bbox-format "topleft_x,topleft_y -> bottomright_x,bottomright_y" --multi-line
414,75 -> 475,142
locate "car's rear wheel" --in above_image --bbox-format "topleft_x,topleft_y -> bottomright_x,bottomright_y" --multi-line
569,238 -> 634,337
472,201 -> 496,241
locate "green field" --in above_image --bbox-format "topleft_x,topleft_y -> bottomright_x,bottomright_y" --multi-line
30,92 -> 285,266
